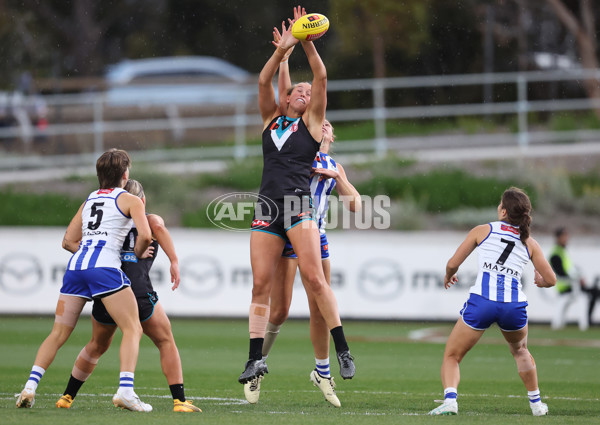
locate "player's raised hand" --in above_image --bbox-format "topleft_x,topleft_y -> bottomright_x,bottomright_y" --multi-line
273,26 -> 295,62
273,20 -> 298,51
293,5 -> 307,22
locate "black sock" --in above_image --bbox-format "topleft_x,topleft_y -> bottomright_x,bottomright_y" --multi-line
64,375 -> 85,399
330,326 -> 349,353
169,383 -> 185,401
249,338 -> 264,360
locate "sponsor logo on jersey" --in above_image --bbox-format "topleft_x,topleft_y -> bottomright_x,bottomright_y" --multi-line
97,188 -> 115,194
251,219 -> 270,228
483,261 -> 520,277
501,224 -> 519,235
121,252 -> 138,263
82,230 -> 109,237
297,210 -> 313,218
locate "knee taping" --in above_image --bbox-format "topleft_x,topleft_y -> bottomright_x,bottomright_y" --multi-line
72,347 -> 100,381
55,296 -> 86,327
249,303 -> 270,339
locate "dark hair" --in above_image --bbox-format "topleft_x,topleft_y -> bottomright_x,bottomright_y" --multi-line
501,187 -> 532,243
96,149 -> 131,189
554,226 -> 566,238
124,179 -> 144,199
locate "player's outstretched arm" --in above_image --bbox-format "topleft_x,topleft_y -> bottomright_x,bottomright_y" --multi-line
274,6 -> 304,114
147,214 -> 181,290
259,20 -> 299,127
301,39 -> 327,140
275,37 -> 293,115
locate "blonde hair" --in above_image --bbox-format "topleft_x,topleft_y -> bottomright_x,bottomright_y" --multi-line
324,119 -> 336,142
124,179 -> 144,199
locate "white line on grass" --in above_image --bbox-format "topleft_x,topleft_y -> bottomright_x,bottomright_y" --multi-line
3,391 -> 598,404
3,392 -> 247,405
409,326 -> 600,348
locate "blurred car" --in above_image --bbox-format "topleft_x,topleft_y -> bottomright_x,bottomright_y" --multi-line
104,56 -> 255,107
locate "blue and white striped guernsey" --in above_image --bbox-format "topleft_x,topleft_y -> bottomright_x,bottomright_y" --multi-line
470,221 -> 531,303
67,188 -> 132,271
310,152 -> 337,235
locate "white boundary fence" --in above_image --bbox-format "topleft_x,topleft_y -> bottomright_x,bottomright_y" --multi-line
2,69 -> 600,170
2,228 -> 600,323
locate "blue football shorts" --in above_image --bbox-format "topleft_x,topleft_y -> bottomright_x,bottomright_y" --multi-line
61,267 -> 131,300
460,293 -> 528,331
282,232 -> 330,259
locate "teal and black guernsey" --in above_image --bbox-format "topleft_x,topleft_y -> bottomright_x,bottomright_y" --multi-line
120,226 -> 159,297
259,115 -> 320,200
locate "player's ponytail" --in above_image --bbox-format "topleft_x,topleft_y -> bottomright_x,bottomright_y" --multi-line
501,187 -> 532,244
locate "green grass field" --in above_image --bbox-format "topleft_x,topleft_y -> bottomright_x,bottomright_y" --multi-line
2,317 -> 599,424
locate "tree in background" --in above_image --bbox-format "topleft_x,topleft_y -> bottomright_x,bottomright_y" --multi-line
0,1 -> 328,84
0,0 -> 169,84
1,1 -> 597,90
546,0 -> 600,103
329,0 -> 432,78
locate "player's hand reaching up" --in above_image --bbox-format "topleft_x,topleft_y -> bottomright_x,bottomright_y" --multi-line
293,5 -> 307,21
273,19 -> 298,52
273,6 -> 306,52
